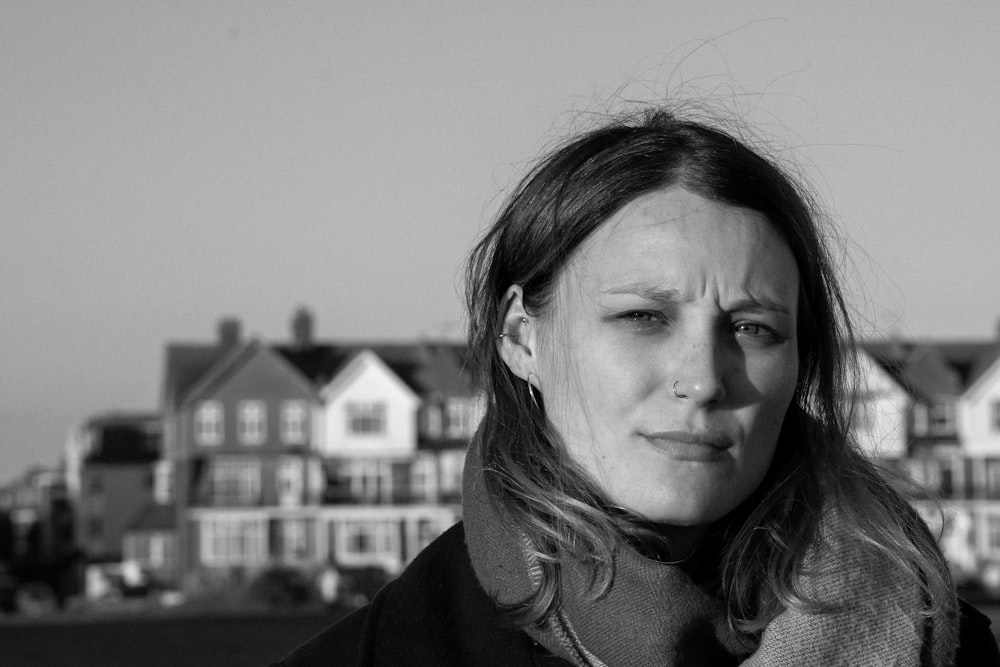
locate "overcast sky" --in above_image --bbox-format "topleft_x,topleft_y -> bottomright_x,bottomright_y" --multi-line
3,2 -> 999,484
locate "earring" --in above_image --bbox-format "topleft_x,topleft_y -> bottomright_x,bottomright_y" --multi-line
527,372 -> 540,408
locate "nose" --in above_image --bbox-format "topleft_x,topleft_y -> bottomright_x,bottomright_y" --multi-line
671,336 -> 726,405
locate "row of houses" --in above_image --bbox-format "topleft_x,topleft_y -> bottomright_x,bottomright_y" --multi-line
5,309 -> 1000,601
58,308 -> 479,595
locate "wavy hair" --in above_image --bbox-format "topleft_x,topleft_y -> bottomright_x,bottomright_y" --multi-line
464,108 -> 954,633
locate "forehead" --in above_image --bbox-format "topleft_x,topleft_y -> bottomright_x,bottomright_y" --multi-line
562,187 -> 798,304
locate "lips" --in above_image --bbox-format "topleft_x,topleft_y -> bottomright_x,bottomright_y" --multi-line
641,430 -> 734,449
639,430 -> 734,461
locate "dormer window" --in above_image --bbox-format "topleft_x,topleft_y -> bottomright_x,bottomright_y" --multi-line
194,401 -> 223,446
347,402 -> 386,435
238,401 -> 266,445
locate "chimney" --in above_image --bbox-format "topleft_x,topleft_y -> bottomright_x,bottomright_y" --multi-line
292,307 -> 314,350
217,317 -> 241,349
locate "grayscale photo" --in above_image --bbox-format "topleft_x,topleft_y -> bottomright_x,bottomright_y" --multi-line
2,3 -> 999,665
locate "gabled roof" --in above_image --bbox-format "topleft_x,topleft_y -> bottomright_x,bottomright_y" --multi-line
861,339 -> 1000,401
179,340 -> 318,407
318,349 -> 421,405
161,344 -> 232,410
161,335 -> 474,412
276,340 -> 473,398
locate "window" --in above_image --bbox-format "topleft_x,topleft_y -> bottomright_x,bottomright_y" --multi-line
422,405 -> 442,438
280,401 -> 308,444
347,402 -> 386,435
992,400 -> 1000,433
444,397 -> 483,439
201,518 -> 265,566
154,460 -> 174,504
277,458 -> 303,506
348,460 -> 383,501
987,515 -> 1000,554
987,460 -> 1000,499
281,519 -> 309,560
210,459 -> 261,505
928,401 -> 955,435
410,457 -> 435,500
238,401 -> 266,445
194,401 -> 223,445
445,399 -> 469,438
343,521 -> 393,558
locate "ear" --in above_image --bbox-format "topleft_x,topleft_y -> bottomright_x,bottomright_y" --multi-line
497,285 -> 539,385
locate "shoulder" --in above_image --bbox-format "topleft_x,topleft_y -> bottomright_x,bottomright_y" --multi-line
956,599 -> 1000,666
270,522 -> 545,667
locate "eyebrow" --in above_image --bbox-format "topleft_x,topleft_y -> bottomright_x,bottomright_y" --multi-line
604,283 -> 793,315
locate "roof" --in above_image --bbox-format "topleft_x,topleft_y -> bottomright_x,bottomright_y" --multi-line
162,336 -> 474,410
83,413 -> 162,464
276,340 -> 474,398
861,339 -> 1000,401
161,344 -> 231,410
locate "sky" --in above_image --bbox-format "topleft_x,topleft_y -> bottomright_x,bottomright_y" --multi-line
2,2 -> 999,484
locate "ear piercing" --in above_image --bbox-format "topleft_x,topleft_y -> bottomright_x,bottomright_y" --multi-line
497,317 -> 529,340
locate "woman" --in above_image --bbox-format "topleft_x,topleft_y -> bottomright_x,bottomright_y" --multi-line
274,109 -> 998,666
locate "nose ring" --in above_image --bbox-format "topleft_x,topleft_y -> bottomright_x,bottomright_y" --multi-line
672,381 -> 688,399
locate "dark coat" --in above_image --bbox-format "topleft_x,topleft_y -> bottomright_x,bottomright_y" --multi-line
271,523 -> 1000,667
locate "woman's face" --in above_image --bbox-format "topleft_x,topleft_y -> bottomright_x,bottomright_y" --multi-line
533,186 -> 799,526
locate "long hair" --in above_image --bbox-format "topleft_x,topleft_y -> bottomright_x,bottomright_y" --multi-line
464,108 -> 953,631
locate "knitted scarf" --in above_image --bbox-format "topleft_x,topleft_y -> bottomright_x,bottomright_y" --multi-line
462,442 -> 958,666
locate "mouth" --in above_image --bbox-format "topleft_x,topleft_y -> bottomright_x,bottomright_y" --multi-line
639,430 -> 734,461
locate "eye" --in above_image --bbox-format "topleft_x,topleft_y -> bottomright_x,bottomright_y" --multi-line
735,322 -> 764,336
733,320 -> 787,344
621,311 -> 661,323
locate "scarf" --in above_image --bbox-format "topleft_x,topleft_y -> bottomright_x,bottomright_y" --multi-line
462,442 -> 958,666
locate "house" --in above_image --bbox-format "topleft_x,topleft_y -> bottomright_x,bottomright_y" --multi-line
63,413 -> 161,564
159,309 -> 477,590
854,335 -> 1000,589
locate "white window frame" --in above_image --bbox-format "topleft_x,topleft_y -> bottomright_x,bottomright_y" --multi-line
280,401 -> 308,445
281,519 -> 309,561
200,518 -> 266,566
194,401 -> 224,446
238,400 -> 266,445
210,459 -> 261,505
347,402 -> 386,435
